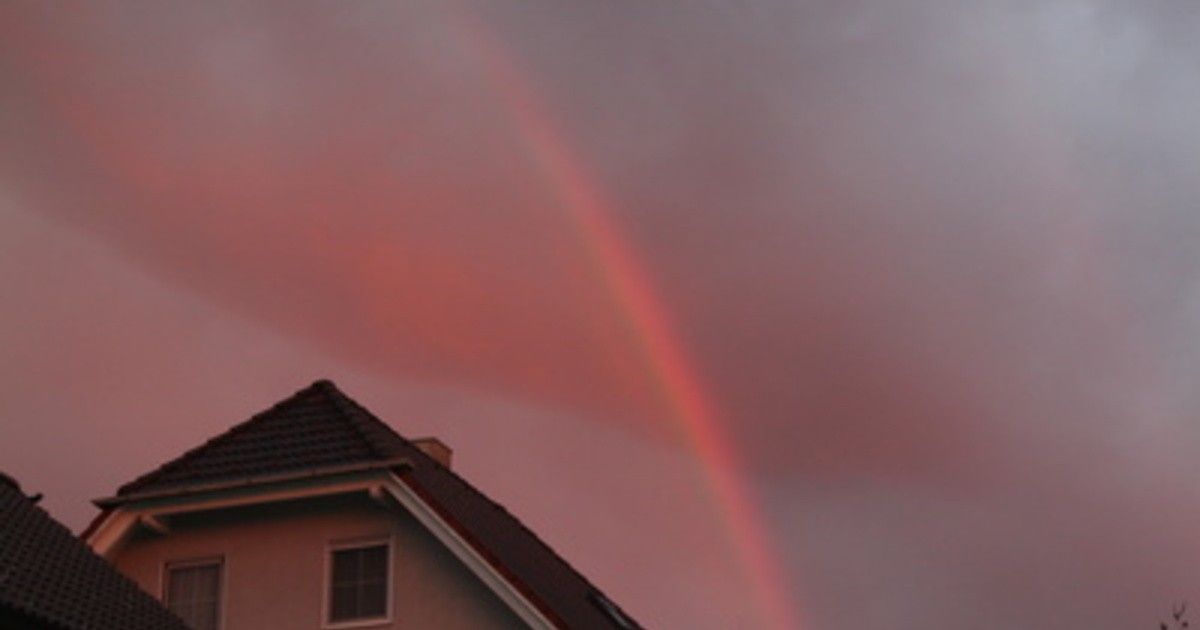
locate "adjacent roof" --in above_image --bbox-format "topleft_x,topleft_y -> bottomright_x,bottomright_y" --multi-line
0,474 -> 190,630
109,379 -> 643,630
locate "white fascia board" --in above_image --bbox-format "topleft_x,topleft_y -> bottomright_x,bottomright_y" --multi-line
86,509 -> 139,559
94,458 -> 411,507
141,476 -> 384,518
379,473 -> 558,630
85,473 -> 390,558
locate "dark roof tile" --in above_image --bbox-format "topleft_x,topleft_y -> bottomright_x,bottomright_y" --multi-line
0,476 -> 190,630
116,380 -> 407,496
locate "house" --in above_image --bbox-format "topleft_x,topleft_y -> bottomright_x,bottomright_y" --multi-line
0,471 -> 190,630
83,379 -> 642,630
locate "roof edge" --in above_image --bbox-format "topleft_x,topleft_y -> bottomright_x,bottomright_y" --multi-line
378,472 -> 560,629
94,457 -> 412,507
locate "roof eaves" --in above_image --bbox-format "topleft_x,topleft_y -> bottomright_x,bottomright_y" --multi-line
95,457 -> 412,508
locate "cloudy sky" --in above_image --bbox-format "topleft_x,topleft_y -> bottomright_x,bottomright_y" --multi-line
5,1 -> 1200,628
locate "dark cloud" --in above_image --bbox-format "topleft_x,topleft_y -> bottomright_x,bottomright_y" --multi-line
5,1 -> 1200,628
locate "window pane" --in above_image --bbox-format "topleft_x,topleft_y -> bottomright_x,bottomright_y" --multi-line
167,562 -> 221,630
330,544 -> 388,622
331,584 -> 358,621
332,549 -> 359,586
361,545 -> 387,582
193,565 -> 219,602
359,578 -> 387,617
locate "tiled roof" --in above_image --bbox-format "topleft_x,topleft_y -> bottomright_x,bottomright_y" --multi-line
113,380 -> 643,630
116,380 -> 409,496
0,475 -> 190,630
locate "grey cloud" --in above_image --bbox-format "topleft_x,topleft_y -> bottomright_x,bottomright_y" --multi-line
5,1 -> 1200,628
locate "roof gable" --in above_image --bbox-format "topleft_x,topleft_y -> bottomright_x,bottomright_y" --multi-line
0,476 -> 190,630
117,380 -> 409,497
107,380 -> 643,630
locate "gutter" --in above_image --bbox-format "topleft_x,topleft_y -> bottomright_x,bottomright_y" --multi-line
93,457 -> 412,508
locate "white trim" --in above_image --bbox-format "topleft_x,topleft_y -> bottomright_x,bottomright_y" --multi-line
88,510 -> 139,559
379,474 -> 557,630
140,514 -> 170,535
321,535 -> 394,629
86,476 -> 384,557
135,477 -> 385,518
94,458 -> 411,507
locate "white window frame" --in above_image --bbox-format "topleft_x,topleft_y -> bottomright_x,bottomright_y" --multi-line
322,535 -> 394,629
162,556 -> 225,630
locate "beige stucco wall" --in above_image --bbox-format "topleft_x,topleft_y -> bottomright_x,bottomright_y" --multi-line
111,492 -> 529,630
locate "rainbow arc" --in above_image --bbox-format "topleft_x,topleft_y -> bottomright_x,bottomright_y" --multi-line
448,8 -> 802,629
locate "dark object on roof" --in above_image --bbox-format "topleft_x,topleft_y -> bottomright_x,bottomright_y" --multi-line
110,379 -> 644,630
0,474 -> 190,630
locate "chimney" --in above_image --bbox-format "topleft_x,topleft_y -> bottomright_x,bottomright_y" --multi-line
412,437 -> 452,469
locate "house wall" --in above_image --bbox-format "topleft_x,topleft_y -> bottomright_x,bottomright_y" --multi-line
110,493 -> 530,630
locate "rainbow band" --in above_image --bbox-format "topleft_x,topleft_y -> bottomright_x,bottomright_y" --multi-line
449,8 -> 801,629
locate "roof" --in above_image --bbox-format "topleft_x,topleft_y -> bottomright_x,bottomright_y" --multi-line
0,474 -> 190,630
116,380 -> 410,497
110,379 -> 643,630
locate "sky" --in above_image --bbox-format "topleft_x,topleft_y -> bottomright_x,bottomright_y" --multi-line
4,1 -> 1200,628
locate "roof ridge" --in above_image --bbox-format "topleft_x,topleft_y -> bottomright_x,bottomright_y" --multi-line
313,380 -> 402,460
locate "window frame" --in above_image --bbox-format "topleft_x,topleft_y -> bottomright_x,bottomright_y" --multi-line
322,535 -> 394,629
162,556 -> 224,630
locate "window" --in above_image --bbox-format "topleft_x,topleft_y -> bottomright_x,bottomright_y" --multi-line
328,540 -> 390,625
165,559 -> 222,630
